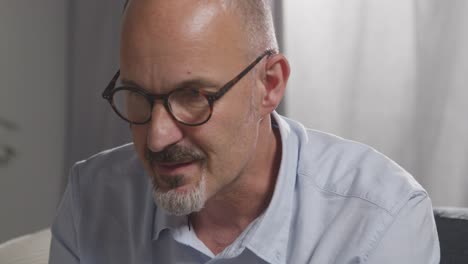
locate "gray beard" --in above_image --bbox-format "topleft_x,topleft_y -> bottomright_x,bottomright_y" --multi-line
152,173 -> 207,216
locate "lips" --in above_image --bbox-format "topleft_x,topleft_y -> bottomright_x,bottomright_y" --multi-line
150,160 -> 201,191
158,161 -> 192,170
152,160 -> 197,175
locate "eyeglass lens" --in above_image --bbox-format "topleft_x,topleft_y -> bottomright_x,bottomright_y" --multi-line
111,88 -> 212,125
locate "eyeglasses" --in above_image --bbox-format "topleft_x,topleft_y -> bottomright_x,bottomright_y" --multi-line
102,50 -> 275,126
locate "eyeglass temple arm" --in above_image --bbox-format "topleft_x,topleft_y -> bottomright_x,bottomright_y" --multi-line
210,50 -> 276,101
102,70 -> 121,99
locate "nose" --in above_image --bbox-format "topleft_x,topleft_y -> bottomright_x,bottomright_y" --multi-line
146,103 -> 183,152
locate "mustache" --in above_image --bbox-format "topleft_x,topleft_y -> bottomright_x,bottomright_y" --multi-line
145,144 -> 205,163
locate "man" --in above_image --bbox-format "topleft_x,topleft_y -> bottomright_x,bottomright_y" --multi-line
49,0 -> 440,263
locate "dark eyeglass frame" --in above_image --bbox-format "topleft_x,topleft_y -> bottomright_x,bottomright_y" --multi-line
102,49 -> 275,126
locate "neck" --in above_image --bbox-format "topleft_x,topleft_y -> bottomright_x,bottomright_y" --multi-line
190,115 -> 282,254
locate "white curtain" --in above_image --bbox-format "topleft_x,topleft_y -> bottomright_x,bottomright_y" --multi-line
283,0 -> 468,207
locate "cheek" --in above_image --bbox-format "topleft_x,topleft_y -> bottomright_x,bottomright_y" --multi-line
200,116 -> 257,170
131,126 -> 148,160
200,89 -> 260,159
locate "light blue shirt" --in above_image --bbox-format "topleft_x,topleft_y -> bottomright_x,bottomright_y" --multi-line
49,112 -> 440,263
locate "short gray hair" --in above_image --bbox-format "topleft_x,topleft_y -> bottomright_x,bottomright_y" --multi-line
123,0 -> 278,55
223,0 -> 278,54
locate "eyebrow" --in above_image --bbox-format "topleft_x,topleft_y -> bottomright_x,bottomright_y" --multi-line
121,78 -> 221,93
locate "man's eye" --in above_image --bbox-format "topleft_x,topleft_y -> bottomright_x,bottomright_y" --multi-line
187,89 -> 201,96
175,89 -> 201,100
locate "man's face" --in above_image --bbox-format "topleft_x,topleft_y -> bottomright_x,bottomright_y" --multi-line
121,0 -> 264,215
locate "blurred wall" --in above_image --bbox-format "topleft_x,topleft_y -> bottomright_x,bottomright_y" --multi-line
0,1 -> 66,243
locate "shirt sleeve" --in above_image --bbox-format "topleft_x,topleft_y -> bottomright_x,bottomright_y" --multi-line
365,195 -> 440,264
49,165 -> 80,264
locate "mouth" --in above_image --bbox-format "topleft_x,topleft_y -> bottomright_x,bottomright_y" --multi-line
144,145 -> 206,191
155,161 -> 196,174
149,158 -> 204,179
149,160 -> 201,192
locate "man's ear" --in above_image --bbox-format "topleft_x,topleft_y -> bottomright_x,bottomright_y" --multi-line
258,53 -> 290,117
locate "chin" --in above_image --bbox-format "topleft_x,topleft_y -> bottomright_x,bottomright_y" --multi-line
152,172 -> 207,216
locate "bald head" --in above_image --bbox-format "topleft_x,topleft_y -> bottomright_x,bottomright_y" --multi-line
120,0 -> 268,99
121,0 -> 250,66
122,0 -> 278,56
223,0 -> 278,54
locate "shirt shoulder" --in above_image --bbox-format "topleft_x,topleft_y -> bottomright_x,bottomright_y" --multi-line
70,143 -> 144,191
70,142 -> 152,211
65,143 -> 155,262
283,117 -> 427,215
69,142 -> 149,208
275,116 -> 437,262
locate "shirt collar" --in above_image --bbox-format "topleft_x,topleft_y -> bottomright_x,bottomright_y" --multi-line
152,203 -> 188,240
245,112 -> 298,264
